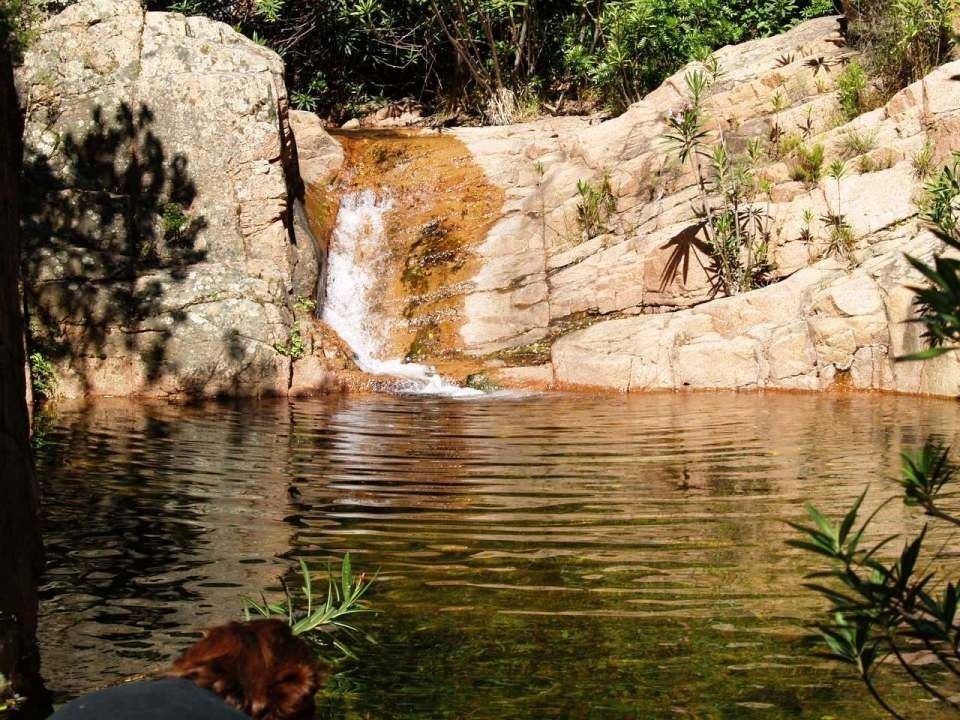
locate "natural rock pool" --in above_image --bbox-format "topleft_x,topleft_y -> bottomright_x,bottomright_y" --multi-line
34,392 -> 960,719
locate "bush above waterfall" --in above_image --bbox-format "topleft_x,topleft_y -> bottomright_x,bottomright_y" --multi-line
149,0 -> 835,121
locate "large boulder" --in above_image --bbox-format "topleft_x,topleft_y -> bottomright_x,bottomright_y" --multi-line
447,18 -> 960,395
551,228 -> 960,393
17,0 -> 333,398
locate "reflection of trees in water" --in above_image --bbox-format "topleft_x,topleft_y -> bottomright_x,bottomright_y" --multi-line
21,102 -> 207,392
35,401 -> 294,698
33,394 -> 960,716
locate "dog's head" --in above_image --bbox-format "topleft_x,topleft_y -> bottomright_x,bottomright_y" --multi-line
171,619 -> 322,720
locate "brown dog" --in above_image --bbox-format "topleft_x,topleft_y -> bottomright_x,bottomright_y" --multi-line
170,619 -> 321,720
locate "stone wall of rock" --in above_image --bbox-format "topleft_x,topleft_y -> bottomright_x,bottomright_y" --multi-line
0,46 -> 44,706
17,0 -> 334,399
450,17 -> 960,395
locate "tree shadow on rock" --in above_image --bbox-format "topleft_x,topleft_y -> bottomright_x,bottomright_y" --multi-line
657,221 -> 721,297
21,101 -> 209,394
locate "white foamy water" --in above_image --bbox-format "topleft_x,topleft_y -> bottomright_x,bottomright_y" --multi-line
322,190 -> 481,397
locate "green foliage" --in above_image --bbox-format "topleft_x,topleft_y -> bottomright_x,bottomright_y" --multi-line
253,0 -> 283,22
793,149 -> 960,720
147,0 -> 834,118
837,61 -> 868,121
770,88 -> 788,112
857,150 -> 894,174
839,128 -> 878,159
291,89 -> 318,111
243,555 -> 375,660
821,159 -> 856,259
168,0 -> 204,12
847,0 -> 956,100
1,0 -> 50,61
799,207 -> 816,244
575,174 -> 616,239
790,462 -> 960,718
663,66 -> 773,296
273,322 -> 306,359
924,152 -> 960,236
161,202 -> 189,239
28,351 -> 57,401
912,136 -> 936,179
896,154 -> 960,359
294,295 -> 317,312
788,142 -> 825,184
822,213 -> 855,258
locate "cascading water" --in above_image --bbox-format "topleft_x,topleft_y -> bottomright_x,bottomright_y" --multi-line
322,189 -> 481,396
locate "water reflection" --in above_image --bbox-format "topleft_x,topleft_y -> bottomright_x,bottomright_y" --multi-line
34,393 -> 960,718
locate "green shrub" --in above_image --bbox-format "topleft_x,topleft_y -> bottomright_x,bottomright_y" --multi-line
161,202 -> 189,238
923,152 -> 960,241
28,351 -> 57,401
148,0 -> 835,118
663,66 -> 773,295
839,127 -> 877,158
789,142 -> 825,184
836,60 -> 869,121
243,555 -> 374,660
576,174 -> 616,239
847,0 -> 956,100
1,0 -> 43,62
912,136 -> 935,178
273,322 -> 306,359
821,159 -> 855,259
857,149 -> 895,173
293,295 -> 317,312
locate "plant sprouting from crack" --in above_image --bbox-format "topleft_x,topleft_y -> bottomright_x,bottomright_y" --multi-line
662,59 -> 774,296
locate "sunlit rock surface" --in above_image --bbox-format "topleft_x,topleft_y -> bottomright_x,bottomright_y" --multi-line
450,17 -> 960,394
17,0 -> 333,398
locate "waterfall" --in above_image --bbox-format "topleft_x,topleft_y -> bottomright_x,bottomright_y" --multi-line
322,190 -> 481,396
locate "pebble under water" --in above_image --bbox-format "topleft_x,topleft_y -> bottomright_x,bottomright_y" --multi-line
33,392 -> 960,719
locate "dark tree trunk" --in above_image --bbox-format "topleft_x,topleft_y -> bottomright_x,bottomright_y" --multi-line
0,44 -> 45,712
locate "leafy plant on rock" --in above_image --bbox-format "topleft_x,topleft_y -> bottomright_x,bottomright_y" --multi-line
822,159 -> 855,260
663,62 -> 773,296
789,142 -> 825,184
28,351 -> 57,402
847,0 -> 956,100
837,60 -> 869,121
575,174 -> 616,239
273,322 -> 306,359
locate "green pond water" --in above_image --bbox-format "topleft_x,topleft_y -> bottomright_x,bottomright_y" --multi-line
33,392 -> 960,719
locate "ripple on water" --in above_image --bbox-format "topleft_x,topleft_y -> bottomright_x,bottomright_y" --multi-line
34,392 -> 960,718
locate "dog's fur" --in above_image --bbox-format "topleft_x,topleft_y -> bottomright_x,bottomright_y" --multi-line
170,619 -> 320,720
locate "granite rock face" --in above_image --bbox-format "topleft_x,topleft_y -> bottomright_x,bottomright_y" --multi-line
449,17 -> 960,395
18,0 -> 333,398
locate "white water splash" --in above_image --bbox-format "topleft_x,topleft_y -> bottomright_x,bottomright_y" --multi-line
322,190 -> 481,397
